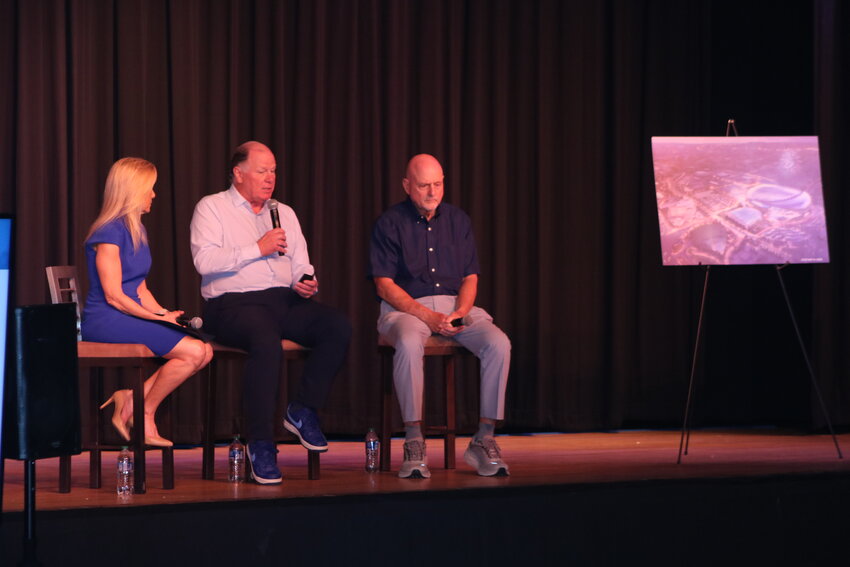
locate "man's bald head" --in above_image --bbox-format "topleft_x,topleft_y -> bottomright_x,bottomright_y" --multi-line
405,154 -> 443,180
403,154 -> 445,220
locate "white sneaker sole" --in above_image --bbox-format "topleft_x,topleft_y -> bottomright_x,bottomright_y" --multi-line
246,445 -> 283,485
464,449 -> 510,477
283,419 -> 329,453
398,466 -> 431,479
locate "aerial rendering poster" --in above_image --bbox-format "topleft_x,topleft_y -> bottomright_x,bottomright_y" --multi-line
651,136 -> 829,266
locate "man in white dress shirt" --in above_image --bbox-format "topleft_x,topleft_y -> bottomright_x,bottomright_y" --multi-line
190,141 -> 351,484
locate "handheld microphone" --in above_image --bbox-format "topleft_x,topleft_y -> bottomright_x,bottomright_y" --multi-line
176,315 -> 203,330
268,199 -> 284,256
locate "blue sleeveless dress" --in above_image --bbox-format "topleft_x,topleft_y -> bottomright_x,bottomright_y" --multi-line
81,218 -> 186,356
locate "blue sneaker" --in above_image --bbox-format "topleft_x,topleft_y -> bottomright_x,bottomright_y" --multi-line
246,441 -> 282,484
283,403 -> 329,452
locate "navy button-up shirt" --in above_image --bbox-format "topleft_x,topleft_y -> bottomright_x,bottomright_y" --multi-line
369,199 -> 480,299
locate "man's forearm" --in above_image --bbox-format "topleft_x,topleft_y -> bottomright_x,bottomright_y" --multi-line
454,274 -> 478,317
375,278 -> 432,320
377,278 -> 460,333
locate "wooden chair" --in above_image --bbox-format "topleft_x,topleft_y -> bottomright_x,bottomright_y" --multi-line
378,335 -> 475,472
202,341 -> 320,480
46,266 -> 174,494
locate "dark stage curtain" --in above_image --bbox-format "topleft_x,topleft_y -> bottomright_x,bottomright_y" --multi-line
1,0 -> 848,441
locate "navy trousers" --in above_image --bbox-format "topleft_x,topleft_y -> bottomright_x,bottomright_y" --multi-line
203,287 -> 351,442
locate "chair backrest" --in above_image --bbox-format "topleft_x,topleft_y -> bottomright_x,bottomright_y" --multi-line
46,265 -> 82,339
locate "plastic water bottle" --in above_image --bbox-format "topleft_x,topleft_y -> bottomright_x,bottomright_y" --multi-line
117,446 -> 134,495
229,436 -> 246,482
365,428 -> 380,472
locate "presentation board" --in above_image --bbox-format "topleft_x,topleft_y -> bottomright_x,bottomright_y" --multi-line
651,136 -> 829,265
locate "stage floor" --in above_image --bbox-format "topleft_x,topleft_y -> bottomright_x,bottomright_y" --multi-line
3,428 -> 849,513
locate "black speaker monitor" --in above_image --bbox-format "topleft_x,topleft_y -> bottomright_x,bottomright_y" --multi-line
3,303 -> 81,460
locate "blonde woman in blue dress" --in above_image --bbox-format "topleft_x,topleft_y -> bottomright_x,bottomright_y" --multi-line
82,157 -> 213,447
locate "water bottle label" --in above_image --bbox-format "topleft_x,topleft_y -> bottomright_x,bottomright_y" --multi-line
366,440 -> 379,450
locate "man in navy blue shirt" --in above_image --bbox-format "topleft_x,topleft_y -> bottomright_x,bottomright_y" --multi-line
369,154 -> 511,478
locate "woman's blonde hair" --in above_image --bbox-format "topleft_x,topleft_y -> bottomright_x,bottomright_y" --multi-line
85,157 -> 157,251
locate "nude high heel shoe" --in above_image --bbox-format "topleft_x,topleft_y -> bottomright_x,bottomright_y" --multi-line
100,390 -> 132,442
142,415 -> 173,447
144,434 -> 174,447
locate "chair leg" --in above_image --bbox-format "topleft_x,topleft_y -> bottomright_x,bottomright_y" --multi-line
132,368 -> 147,494
161,393 -> 175,490
89,368 -> 103,488
162,447 -> 175,489
89,449 -> 102,489
160,392 -> 174,490
202,363 -> 216,480
59,455 -> 71,493
444,355 -> 456,469
279,348 -> 322,481
380,350 -> 394,471
307,451 -> 321,480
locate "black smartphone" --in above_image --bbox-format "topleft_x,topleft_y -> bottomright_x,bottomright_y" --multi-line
299,273 -> 315,282
450,317 -> 464,327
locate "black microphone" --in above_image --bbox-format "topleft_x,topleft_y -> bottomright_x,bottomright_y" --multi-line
176,315 -> 203,330
268,198 -> 284,256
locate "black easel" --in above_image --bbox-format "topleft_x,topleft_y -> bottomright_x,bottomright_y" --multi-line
677,120 -> 842,463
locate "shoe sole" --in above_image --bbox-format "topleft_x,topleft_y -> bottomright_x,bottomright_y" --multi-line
398,469 -> 430,479
246,446 -> 283,485
283,419 -> 329,452
464,450 -> 510,477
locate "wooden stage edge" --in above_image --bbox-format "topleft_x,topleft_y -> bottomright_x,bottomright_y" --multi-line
3,428 -> 849,513
3,429 -> 850,566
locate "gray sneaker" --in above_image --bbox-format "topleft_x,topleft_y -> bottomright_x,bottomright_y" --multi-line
464,437 -> 510,476
398,439 -> 431,479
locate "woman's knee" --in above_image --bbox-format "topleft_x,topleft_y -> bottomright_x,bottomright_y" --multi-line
180,339 -> 211,370
201,342 -> 214,367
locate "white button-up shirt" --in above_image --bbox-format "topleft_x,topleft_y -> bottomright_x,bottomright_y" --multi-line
190,186 -> 314,299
